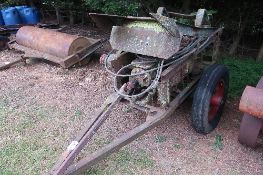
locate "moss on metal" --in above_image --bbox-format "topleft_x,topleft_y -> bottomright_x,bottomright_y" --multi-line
126,21 -> 164,33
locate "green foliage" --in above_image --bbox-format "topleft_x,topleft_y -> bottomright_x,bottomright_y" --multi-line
83,0 -> 141,16
155,135 -> 167,143
0,0 -> 24,7
0,139 -> 57,174
220,57 -> 263,98
213,134 -> 224,150
173,143 -> 181,149
42,0 -> 74,8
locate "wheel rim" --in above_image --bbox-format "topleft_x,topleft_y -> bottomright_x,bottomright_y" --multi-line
208,79 -> 225,122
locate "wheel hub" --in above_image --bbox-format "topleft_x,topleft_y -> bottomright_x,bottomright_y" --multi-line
209,79 -> 225,122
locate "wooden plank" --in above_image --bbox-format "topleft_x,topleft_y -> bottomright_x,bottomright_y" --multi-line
64,77 -> 200,175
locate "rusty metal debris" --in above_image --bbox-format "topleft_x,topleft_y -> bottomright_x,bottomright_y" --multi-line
238,77 -> 263,147
49,7 -> 225,175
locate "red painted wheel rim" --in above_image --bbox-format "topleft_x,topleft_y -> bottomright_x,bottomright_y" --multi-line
208,79 -> 225,122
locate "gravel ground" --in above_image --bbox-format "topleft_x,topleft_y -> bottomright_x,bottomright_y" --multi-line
0,25 -> 262,175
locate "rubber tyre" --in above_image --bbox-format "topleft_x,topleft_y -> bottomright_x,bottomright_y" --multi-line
192,64 -> 229,134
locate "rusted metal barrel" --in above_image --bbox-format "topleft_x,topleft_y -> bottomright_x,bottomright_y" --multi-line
239,86 -> 263,118
16,26 -> 90,58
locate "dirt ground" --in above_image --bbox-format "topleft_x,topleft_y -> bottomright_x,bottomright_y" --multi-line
0,25 -> 262,175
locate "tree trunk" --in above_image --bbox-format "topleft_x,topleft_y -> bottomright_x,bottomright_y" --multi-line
26,0 -> 34,6
229,14 -> 249,55
182,0 -> 191,13
55,7 -> 61,25
81,11 -> 85,25
257,43 -> 263,61
69,10 -> 74,25
229,34 -> 242,55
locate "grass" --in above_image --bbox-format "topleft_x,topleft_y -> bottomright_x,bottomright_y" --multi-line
85,149 -> 155,175
0,96 -> 65,175
0,95 -> 156,175
213,134 -> 224,150
220,57 -> 263,98
0,138 -> 57,175
155,135 -> 167,143
173,143 -> 181,149
0,101 -> 8,123
71,107 -> 84,121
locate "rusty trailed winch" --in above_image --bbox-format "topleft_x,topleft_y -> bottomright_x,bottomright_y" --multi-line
239,77 -> 263,147
2,26 -> 106,70
49,8 -> 229,175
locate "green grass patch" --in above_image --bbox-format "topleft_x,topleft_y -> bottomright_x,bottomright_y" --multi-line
213,134 -> 224,150
0,138 -> 57,175
133,149 -> 155,168
155,135 -> 167,143
173,143 -> 181,149
220,57 -> 263,98
85,149 -> 155,175
0,101 -> 8,124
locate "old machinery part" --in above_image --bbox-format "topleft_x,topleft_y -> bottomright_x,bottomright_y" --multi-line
16,26 -> 90,58
103,36 -> 207,103
238,77 -> 263,147
110,16 -> 182,59
129,57 -> 157,88
239,86 -> 263,118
